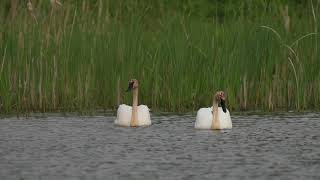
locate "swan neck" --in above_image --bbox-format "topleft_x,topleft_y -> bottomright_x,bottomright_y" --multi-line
211,101 -> 220,129
132,88 -> 138,107
131,88 -> 138,126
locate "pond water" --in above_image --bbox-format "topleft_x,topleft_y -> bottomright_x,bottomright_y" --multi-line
0,112 -> 319,180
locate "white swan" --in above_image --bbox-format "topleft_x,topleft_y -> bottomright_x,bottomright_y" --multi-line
195,91 -> 232,129
115,79 -> 151,127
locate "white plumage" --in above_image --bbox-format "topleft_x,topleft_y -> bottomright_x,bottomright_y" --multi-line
195,107 -> 232,129
115,104 -> 151,127
114,79 -> 151,127
194,91 -> 232,130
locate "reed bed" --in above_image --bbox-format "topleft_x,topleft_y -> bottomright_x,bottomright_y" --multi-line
0,1 -> 319,113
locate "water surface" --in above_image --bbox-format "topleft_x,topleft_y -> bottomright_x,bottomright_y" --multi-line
0,112 -> 320,180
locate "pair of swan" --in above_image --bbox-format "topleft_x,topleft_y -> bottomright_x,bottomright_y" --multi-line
115,79 -> 232,129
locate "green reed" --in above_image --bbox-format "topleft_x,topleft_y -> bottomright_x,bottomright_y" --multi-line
0,1 -> 319,113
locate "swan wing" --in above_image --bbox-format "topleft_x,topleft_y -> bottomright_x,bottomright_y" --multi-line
195,107 -> 213,129
218,107 -> 232,129
115,104 -> 132,126
138,105 -> 151,126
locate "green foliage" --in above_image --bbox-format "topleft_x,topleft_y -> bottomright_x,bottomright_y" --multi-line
0,0 -> 319,113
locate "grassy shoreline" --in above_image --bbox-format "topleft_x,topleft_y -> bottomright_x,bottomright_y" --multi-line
0,1 -> 319,113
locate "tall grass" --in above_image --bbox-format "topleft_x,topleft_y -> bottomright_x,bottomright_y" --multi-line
0,1 -> 319,113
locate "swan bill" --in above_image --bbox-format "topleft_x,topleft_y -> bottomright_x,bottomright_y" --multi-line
126,81 -> 134,92
221,99 -> 227,113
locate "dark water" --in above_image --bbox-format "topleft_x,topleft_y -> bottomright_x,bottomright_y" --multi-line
0,112 -> 320,180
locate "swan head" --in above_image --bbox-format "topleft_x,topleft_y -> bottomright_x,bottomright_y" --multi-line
215,91 -> 227,113
126,79 -> 139,92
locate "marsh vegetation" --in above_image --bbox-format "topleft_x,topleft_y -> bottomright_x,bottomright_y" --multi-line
0,0 -> 319,113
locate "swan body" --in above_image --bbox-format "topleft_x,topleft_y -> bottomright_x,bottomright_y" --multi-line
115,104 -> 151,126
195,107 -> 232,129
195,91 -> 232,130
114,79 -> 151,127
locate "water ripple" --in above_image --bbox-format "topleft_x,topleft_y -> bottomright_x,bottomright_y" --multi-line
0,113 -> 320,179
